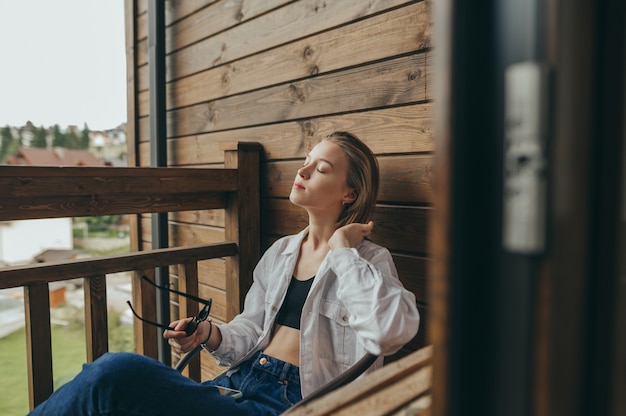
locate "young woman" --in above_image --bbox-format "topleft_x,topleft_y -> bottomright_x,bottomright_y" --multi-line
29,132 -> 420,416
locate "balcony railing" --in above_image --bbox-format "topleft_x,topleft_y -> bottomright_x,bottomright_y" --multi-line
0,143 -> 261,410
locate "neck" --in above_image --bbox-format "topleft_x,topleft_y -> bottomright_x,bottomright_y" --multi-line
305,214 -> 338,250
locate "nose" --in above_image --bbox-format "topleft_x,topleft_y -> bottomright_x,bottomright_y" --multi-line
298,165 -> 310,179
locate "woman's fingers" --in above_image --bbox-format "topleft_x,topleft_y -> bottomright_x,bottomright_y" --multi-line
329,221 -> 375,249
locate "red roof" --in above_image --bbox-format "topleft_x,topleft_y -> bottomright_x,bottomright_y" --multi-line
5,148 -> 106,166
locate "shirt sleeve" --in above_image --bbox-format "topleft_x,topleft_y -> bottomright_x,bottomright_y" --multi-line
326,244 -> 420,356
209,242 -> 278,365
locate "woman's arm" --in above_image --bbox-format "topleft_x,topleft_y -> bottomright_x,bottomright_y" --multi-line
328,223 -> 420,356
165,241 -> 283,363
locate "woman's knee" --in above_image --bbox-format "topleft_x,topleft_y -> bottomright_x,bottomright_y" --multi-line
80,352 -> 163,386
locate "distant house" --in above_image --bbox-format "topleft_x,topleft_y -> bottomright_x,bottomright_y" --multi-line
5,147 -> 105,166
0,148 -> 105,266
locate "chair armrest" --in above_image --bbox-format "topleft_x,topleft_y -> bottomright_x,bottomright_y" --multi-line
174,344 -> 203,373
281,353 -> 378,415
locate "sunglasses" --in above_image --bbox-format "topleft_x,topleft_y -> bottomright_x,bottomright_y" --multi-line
126,275 -> 212,336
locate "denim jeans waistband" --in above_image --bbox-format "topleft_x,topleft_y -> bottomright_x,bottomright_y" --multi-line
250,351 -> 300,385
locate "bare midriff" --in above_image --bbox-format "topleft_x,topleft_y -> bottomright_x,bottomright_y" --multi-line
263,324 -> 301,366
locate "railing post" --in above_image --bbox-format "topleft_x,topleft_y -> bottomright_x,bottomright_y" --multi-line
178,262 -> 201,381
24,284 -> 54,410
224,143 -> 262,320
84,274 -> 109,362
132,269 -> 159,359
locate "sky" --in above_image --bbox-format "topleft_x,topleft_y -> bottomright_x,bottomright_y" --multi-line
0,1 -> 127,131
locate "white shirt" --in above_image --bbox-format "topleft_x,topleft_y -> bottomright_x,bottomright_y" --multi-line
209,228 -> 420,398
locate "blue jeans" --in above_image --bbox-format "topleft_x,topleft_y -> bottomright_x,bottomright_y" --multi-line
28,351 -> 302,416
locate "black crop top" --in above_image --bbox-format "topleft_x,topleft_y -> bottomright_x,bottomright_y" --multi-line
275,276 -> 314,330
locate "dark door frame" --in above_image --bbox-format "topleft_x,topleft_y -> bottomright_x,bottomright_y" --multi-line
430,0 -> 626,415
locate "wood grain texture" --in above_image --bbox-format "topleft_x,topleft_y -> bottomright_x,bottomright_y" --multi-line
140,54 -> 430,134
142,0 -> 415,79
24,284 -> 53,409
138,104 -> 433,163
177,262 -> 201,381
0,243 -> 237,290
264,154 -> 434,203
129,0 -> 434,385
284,345 -> 432,416
0,166 -> 237,220
84,274 -> 109,362
139,1 -> 431,108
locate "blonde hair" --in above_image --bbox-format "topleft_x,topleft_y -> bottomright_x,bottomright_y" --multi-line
323,132 -> 379,227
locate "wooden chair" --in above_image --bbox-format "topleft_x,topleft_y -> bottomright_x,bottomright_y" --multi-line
281,353 -> 379,415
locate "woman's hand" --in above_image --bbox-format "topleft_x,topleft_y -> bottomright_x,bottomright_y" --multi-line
329,221 -> 374,250
163,318 -> 211,353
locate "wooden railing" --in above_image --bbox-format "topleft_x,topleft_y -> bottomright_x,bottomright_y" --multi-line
285,345 -> 433,415
0,143 -> 261,410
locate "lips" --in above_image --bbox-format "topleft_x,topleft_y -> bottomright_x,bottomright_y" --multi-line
293,182 -> 305,190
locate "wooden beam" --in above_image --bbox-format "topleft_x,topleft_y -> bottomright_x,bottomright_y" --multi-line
0,166 -> 236,221
0,243 -> 237,290
284,345 -> 433,416
132,269 -> 158,359
177,262 -> 201,381
224,143 -> 262,319
24,284 -> 53,409
84,274 -> 109,362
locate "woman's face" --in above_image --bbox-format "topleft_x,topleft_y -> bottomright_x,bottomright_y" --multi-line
289,140 -> 355,216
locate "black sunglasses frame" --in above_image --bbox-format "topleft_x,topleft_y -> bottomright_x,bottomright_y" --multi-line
127,275 -> 212,336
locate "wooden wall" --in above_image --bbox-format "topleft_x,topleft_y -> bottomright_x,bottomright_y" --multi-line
126,0 -> 433,379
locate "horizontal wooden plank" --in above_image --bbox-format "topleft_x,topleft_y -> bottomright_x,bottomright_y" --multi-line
2,193 -> 228,221
135,0 -> 218,42
371,205 -> 431,254
165,0 -> 218,27
169,259 -> 226,291
394,253 -> 429,303
286,345 -> 432,416
169,277 -> 229,324
166,0 -> 290,54
377,155 -> 434,204
135,0 -> 290,69
198,259 -> 226,290
170,221 -> 226,246
151,0 -> 416,81
138,54 -> 429,136
139,1 -> 431,108
170,209 -> 225,227
0,166 -> 238,194
139,105 -> 434,164
261,199 -> 430,254
264,154 -> 434,204
0,243 -> 237,290
331,362 -> 430,416
140,217 -> 226,246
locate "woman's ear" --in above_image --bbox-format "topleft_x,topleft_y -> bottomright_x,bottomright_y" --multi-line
343,189 -> 357,204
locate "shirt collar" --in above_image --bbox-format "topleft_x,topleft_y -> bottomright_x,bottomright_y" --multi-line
281,227 -> 309,256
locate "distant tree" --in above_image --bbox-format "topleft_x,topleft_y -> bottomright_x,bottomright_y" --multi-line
32,126 -> 48,148
66,128 -> 80,149
16,129 -> 24,148
0,125 -> 15,162
51,124 -> 66,148
80,123 -> 90,149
